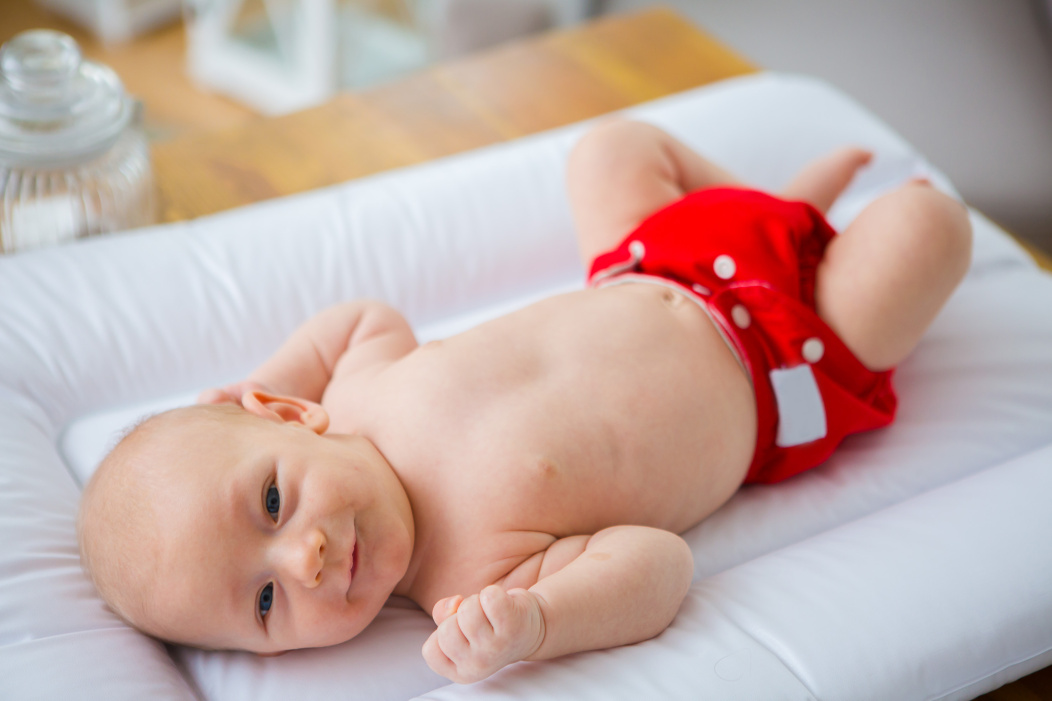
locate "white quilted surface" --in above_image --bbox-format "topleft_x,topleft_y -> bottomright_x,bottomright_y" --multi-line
1,73 -> 1050,701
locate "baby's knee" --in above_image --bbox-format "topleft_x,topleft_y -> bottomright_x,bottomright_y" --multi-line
574,118 -> 658,150
568,119 -> 667,177
921,185 -> 971,266
892,182 -> 973,278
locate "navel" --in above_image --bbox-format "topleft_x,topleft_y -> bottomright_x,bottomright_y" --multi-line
661,289 -> 684,308
534,458 -> 558,480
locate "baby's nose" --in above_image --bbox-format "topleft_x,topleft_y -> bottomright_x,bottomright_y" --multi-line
278,527 -> 326,588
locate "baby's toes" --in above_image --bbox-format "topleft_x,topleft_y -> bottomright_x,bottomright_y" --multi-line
838,146 -> 874,169
847,145 -> 872,158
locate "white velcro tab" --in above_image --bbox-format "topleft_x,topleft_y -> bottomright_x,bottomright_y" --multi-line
770,364 -> 828,447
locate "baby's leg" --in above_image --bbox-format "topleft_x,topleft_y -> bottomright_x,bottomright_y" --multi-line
780,147 -> 874,213
815,182 -> 972,371
567,119 -> 740,268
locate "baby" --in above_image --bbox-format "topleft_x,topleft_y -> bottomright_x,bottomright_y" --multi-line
78,119 -> 972,684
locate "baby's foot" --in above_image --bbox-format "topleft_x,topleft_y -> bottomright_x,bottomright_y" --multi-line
781,146 -> 874,213
826,146 -> 874,181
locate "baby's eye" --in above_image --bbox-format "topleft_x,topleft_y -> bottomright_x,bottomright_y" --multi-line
259,583 -> 274,619
265,484 -> 280,521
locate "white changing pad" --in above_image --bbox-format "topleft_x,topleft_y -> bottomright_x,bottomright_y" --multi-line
1,73 -> 1051,701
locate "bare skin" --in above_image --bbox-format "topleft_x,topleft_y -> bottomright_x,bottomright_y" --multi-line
81,119 -> 972,684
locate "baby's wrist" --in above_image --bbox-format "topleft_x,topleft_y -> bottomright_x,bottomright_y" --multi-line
511,589 -> 547,662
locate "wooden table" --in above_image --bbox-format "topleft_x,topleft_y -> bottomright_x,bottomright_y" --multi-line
150,8 -> 755,222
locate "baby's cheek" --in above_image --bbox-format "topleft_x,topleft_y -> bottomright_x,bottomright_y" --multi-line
297,598 -> 381,648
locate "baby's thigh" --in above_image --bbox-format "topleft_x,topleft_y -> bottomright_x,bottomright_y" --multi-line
567,119 -> 687,268
815,182 -> 972,370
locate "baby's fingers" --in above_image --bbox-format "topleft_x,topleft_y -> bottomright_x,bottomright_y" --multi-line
435,615 -> 471,666
422,629 -> 458,680
480,586 -> 545,659
454,593 -> 494,643
431,595 -> 463,626
478,585 -> 522,633
199,380 -> 277,407
197,387 -> 236,405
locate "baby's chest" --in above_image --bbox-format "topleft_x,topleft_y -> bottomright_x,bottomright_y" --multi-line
427,449 -> 658,543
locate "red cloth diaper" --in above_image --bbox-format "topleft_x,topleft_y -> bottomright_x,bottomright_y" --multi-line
588,187 -> 897,484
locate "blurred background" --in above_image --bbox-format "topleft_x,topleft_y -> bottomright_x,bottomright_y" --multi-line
2,0 -> 1050,253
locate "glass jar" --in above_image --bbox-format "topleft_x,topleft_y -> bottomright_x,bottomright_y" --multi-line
0,30 -> 154,253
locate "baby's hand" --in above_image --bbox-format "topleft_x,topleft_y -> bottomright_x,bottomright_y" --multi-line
422,585 -> 545,684
197,380 -> 270,407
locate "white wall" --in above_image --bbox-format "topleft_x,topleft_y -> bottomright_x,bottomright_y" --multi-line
601,0 -> 1052,252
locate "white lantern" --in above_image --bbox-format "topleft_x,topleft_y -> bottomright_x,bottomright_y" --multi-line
34,0 -> 183,44
184,0 -> 349,115
182,0 -> 596,115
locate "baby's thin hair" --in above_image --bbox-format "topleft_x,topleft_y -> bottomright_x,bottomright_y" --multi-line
77,403 -> 250,633
77,407 -> 194,629
103,411 -> 159,457
76,411 -> 159,584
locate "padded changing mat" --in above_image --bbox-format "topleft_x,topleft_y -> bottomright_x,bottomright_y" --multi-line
1,73 -> 1051,701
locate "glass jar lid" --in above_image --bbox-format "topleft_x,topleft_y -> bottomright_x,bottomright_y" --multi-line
0,30 -> 137,168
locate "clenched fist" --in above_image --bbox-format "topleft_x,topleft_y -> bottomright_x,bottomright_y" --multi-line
423,585 -> 545,684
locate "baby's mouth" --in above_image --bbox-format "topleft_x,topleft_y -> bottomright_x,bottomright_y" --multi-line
348,536 -> 358,590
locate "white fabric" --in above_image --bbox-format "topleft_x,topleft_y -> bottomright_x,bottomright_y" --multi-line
770,364 -> 827,447
1,73 -> 1050,701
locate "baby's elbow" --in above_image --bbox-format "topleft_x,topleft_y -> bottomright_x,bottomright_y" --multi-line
670,533 -> 694,601
654,531 -> 694,623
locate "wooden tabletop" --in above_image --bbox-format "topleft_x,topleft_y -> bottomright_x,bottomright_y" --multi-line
150,8 -> 756,222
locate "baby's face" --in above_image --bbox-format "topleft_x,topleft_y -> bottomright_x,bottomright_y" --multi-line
123,410 -> 415,653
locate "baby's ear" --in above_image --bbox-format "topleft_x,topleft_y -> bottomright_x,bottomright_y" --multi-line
241,390 -> 329,434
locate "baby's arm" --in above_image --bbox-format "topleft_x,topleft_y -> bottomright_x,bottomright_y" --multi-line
200,301 -> 417,404
423,526 -> 694,683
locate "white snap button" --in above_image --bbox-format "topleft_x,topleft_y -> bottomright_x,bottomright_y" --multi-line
714,254 -> 736,279
802,337 -> 825,363
731,304 -> 750,329
628,240 -> 645,260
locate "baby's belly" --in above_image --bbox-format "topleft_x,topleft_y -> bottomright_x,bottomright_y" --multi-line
531,284 -> 757,532
448,285 -> 757,533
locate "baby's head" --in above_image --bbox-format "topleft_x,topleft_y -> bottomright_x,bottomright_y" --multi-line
78,395 -> 415,653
